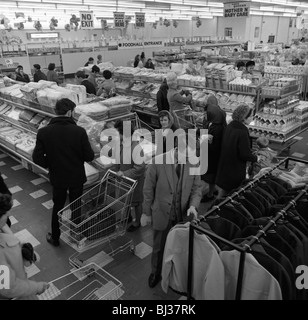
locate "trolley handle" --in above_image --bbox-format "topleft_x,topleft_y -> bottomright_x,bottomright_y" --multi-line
107,169 -> 137,184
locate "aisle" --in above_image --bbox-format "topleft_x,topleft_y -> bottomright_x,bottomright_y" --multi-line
0,153 -> 179,300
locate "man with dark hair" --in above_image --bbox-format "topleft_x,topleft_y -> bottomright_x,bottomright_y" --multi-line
87,65 -> 100,89
236,61 -> 246,71
97,69 -> 116,97
15,65 -> 30,83
85,57 -> 94,67
33,64 -> 47,82
32,98 -> 95,247
76,70 -> 96,95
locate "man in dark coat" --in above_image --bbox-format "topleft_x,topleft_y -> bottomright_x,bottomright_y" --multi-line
215,104 -> 257,198
33,64 -> 47,82
32,98 -> 94,246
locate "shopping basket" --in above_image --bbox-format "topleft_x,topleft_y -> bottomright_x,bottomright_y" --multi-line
58,170 -> 137,253
36,263 -> 124,300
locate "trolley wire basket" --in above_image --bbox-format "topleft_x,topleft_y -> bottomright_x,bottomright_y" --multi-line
36,263 -> 124,300
173,107 -> 197,130
58,170 -> 137,253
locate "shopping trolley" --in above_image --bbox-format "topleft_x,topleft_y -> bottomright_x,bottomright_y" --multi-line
173,107 -> 197,130
58,170 -> 137,267
37,263 -> 124,300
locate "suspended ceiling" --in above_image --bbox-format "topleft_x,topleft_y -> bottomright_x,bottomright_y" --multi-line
1,0 -> 308,23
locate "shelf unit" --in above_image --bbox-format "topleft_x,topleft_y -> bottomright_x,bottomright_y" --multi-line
249,87 -> 308,144
0,95 -> 141,182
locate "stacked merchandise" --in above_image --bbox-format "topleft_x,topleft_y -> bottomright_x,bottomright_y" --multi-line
261,78 -> 299,98
75,96 -> 132,120
75,102 -> 109,121
102,97 -> 132,118
248,93 -> 306,142
205,63 -> 237,90
177,74 -> 204,87
294,101 -> 308,129
264,65 -> 306,93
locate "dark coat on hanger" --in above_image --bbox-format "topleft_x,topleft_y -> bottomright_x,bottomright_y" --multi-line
215,120 -> 257,192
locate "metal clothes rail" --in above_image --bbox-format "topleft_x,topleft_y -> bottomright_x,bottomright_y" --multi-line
187,156 -> 308,300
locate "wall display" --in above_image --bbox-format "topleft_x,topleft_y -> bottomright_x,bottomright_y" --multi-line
135,13 -> 145,28
80,11 -> 94,29
223,2 -> 250,18
114,12 -> 125,28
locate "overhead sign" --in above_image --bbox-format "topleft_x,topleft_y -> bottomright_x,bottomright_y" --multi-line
80,11 -> 94,29
224,2 -> 250,18
118,40 -> 163,49
135,13 -> 145,28
114,12 -> 125,28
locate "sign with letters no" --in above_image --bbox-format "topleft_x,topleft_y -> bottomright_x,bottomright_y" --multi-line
80,11 -> 94,29
114,12 -> 125,28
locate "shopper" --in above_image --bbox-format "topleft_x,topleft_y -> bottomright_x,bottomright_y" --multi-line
96,70 -> 116,97
248,136 -> 277,178
201,96 -> 226,202
139,52 -> 146,67
142,132 -> 202,288
47,63 -> 59,85
87,65 -> 100,89
85,57 -> 94,67
244,60 -> 255,75
0,193 -> 49,299
166,72 -> 192,113
215,104 -> 257,198
236,61 -> 246,71
75,70 -> 96,95
0,173 -> 12,228
144,58 -> 155,70
134,55 -> 140,68
97,54 -> 103,65
156,79 -> 169,112
33,64 -> 47,82
15,65 -> 30,83
32,98 -> 95,247
158,110 -> 178,154
113,120 -> 146,232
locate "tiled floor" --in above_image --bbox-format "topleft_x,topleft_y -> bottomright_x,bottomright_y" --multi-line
1,130 -> 307,300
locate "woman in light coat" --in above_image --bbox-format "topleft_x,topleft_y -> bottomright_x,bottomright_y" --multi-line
0,193 -> 48,299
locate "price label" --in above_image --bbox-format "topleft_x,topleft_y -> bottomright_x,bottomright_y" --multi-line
21,159 -> 30,170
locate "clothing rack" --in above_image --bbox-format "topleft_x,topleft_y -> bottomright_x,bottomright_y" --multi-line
203,157 -> 297,219
187,157 -> 308,300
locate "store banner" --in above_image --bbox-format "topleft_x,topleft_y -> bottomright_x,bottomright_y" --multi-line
135,13 -> 145,28
224,2 -> 250,18
80,11 -> 94,29
114,12 -> 125,28
118,40 -> 163,49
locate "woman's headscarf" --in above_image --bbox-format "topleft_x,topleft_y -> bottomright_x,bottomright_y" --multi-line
205,95 -> 227,126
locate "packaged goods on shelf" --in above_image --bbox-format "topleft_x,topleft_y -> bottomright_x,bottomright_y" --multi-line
84,162 -> 100,186
65,84 -> 87,104
29,114 -> 45,130
294,101 -> 308,115
16,136 -> 36,159
75,102 -> 109,121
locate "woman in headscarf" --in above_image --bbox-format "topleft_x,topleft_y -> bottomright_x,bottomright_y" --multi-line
156,79 -> 169,112
157,110 -> 178,155
201,96 -> 227,202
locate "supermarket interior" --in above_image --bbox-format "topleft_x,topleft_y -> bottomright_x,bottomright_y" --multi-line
1,0 -> 308,302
